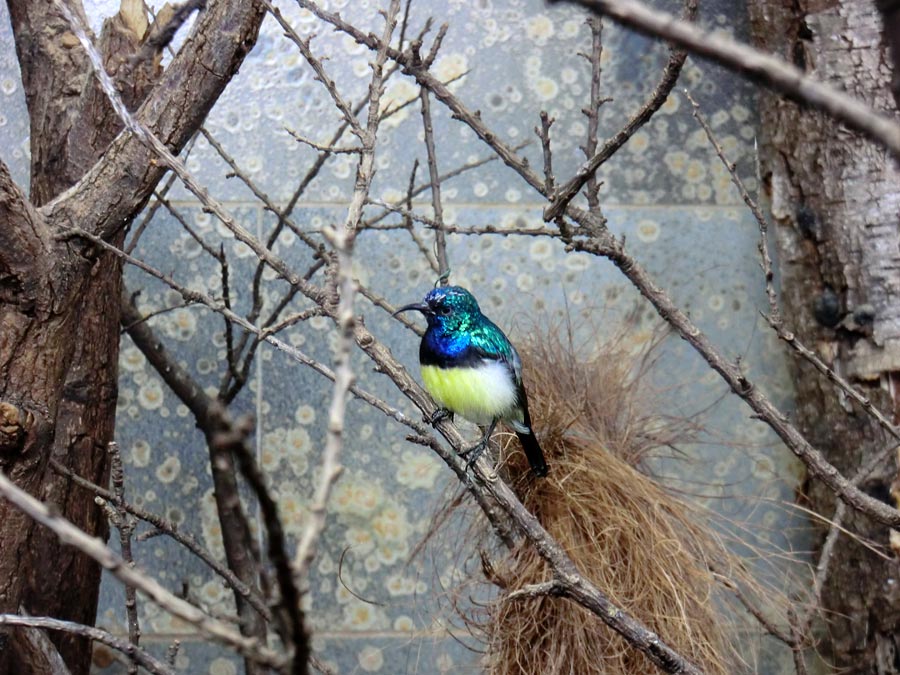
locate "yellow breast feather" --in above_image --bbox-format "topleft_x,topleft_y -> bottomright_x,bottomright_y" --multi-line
421,362 -> 521,426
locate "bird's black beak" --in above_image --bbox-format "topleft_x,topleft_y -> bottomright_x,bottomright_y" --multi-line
392,301 -> 431,317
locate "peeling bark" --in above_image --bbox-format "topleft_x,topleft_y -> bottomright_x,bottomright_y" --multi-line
750,1 -> 900,671
0,1 -> 265,673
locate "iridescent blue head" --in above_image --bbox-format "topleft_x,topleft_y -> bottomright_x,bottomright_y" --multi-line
393,285 -> 483,333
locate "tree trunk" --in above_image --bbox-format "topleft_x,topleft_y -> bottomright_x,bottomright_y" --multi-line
0,2 -> 265,672
749,1 -> 900,671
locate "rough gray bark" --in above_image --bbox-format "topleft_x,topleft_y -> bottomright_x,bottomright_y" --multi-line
749,1 -> 900,671
0,2 -> 265,673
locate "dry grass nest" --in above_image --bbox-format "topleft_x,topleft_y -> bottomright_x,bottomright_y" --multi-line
428,320 -> 777,674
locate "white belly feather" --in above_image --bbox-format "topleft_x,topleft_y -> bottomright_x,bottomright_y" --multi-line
421,360 -> 521,426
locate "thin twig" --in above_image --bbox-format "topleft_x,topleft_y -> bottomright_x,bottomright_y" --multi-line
108,444 -> 140,675
581,16 -> 608,211
294,0 -> 401,588
48,459 -> 271,621
418,84 -> 450,282
261,0 -> 364,138
543,0 -> 697,221
686,90 -> 900,443
536,112 -> 555,193
551,0 -> 900,158
401,160 -> 440,272
0,470 -> 284,668
0,615 -> 175,675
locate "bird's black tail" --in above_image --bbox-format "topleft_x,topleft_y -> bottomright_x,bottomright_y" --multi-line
516,429 -> 548,477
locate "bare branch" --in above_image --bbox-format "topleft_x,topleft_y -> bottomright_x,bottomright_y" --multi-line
107,443 -> 140,675
48,457 -> 270,621
0,615 -> 174,675
419,87 -> 450,282
551,0 -> 900,158
536,112 -> 556,193
543,0 -> 696,221
0,470 -> 284,669
261,0 -> 364,138
285,128 -> 363,154
294,0 -> 402,587
686,90 -> 900,444
209,410 -> 308,672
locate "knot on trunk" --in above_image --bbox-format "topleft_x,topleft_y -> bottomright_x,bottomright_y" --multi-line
0,402 -> 29,457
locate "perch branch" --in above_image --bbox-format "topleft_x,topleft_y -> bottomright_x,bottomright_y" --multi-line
308,0 -> 900,527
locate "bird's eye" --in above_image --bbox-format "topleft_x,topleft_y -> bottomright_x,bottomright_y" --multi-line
438,306 -> 451,316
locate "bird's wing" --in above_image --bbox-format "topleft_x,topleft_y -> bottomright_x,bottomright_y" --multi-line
470,328 -> 525,393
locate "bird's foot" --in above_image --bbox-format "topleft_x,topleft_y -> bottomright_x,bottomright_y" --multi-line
459,438 -> 488,473
428,408 -> 454,426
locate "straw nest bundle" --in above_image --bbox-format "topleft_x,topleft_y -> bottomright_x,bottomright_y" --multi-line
435,321 -> 753,674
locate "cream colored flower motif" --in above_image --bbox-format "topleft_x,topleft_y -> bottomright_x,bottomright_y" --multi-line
277,492 -> 307,535
373,506 -> 409,543
138,379 -> 164,410
628,130 -> 650,154
155,455 -> 181,484
525,15 -> 554,43
396,450 -> 441,489
342,601 -> 378,630
120,346 -> 146,372
381,80 -> 418,127
166,308 -> 197,341
375,541 -> 408,565
394,615 -> 415,631
345,527 -> 376,554
663,150 -> 688,174
532,77 -> 558,101
358,646 -> 384,672
294,404 -> 315,425
285,427 -> 311,477
200,488 -> 225,559
433,53 -> 468,86
385,573 -> 417,597
131,440 -> 151,467
684,159 -> 707,184
332,480 -> 384,516
209,658 -> 237,675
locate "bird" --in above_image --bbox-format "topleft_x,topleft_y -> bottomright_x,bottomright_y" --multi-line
394,285 -> 548,477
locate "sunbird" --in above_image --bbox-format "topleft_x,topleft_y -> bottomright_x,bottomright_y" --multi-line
394,286 -> 548,477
